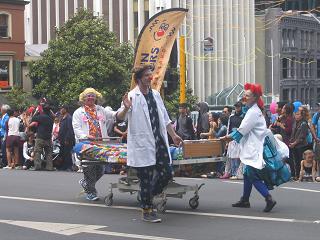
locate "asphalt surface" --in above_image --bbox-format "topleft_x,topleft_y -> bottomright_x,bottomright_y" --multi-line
0,169 -> 319,240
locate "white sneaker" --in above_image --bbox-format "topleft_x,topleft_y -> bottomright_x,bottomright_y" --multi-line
22,166 -> 27,170
3,166 -> 12,169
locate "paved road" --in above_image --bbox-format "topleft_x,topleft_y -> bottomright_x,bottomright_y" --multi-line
0,170 -> 319,240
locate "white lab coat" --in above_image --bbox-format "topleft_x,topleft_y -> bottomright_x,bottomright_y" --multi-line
72,105 -> 116,141
119,86 -> 172,167
237,104 -> 268,170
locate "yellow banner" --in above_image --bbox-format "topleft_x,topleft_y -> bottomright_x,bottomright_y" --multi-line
131,8 -> 188,91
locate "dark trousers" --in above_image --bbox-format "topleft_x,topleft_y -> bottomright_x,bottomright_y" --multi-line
0,137 -> 7,166
292,146 -> 308,178
83,165 -> 104,194
34,138 -> 53,170
136,161 -> 172,209
60,143 -> 73,170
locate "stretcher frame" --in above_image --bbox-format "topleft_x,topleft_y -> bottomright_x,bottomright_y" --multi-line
76,138 -> 225,212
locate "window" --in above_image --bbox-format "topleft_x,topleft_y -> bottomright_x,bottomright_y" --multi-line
282,58 -> 288,79
317,88 -> 320,103
292,30 -> 296,47
317,59 -> 320,78
0,61 -> 10,88
301,31 -> 304,48
301,88 -> 305,102
301,58 -> 305,78
0,13 -> 9,38
283,89 -> 289,101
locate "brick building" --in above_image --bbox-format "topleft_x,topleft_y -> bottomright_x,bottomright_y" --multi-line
0,0 -> 29,91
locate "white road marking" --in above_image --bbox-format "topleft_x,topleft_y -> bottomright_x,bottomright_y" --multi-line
280,187 -> 320,193
222,181 -> 320,193
0,219 -> 184,240
0,195 -> 317,224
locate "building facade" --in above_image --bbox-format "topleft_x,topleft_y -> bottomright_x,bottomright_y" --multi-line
175,0 -> 256,103
256,8 -> 320,108
24,0 -> 157,45
0,0 -> 29,90
24,0 -> 256,102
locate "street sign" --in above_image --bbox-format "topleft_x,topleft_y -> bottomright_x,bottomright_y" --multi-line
203,37 -> 214,53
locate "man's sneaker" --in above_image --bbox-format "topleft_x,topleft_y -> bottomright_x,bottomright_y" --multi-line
86,193 -> 99,201
142,210 -> 162,223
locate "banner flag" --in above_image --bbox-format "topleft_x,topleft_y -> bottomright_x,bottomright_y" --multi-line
131,8 -> 188,91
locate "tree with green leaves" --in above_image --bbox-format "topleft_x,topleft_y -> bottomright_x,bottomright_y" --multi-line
5,87 -> 35,110
28,9 -> 134,109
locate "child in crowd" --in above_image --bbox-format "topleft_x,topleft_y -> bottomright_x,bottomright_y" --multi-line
22,134 -> 35,170
298,149 -> 317,182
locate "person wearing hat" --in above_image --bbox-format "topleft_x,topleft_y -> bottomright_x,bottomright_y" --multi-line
117,65 -> 182,223
58,105 -> 75,171
176,103 -> 195,140
73,88 -> 118,201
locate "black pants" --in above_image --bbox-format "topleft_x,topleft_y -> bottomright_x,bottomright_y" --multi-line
83,165 -> 104,194
60,143 -> 73,170
292,146 -> 308,178
0,137 -> 7,166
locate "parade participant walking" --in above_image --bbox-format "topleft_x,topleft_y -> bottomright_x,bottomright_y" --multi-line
221,83 -> 277,213
73,88 -> 117,201
117,65 -> 182,223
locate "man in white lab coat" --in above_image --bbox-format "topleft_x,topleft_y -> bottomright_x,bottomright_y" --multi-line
117,65 -> 182,223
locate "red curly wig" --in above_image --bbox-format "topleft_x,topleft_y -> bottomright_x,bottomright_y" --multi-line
244,83 -> 264,109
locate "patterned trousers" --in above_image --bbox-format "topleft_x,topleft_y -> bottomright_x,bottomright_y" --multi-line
136,144 -> 172,209
82,165 -> 104,194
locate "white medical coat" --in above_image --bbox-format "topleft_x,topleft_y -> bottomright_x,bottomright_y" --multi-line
237,104 -> 268,170
119,86 -> 172,167
72,105 -> 116,141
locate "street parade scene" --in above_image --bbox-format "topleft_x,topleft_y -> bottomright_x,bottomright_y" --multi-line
0,1 -> 320,240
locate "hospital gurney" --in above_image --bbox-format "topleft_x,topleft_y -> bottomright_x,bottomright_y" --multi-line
74,139 -> 225,213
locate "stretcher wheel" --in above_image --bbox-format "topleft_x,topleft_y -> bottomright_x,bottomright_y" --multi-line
156,200 -> 167,213
104,193 -> 113,206
189,196 -> 199,209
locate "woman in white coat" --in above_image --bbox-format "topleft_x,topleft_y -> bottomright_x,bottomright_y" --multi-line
221,83 -> 277,213
72,88 -> 117,201
118,65 -> 182,223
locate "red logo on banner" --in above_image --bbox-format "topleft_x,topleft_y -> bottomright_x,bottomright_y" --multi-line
153,22 -> 170,41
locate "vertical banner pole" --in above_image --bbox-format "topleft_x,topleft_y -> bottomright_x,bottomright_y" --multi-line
179,35 -> 186,103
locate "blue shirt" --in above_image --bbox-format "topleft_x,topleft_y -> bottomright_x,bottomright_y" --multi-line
0,113 -> 9,138
312,112 -> 320,138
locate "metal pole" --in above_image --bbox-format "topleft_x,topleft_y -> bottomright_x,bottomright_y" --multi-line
271,39 -> 274,101
179,36 -> 186,104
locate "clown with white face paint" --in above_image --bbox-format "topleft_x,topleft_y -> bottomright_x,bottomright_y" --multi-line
221,83 -> 283,213
72,88 -> 117,201
117,65 -> 182,223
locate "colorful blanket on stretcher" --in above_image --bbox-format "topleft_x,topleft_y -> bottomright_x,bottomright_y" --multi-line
73,141 -> 127,164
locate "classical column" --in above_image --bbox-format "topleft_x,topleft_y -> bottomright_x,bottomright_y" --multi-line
119,0 -> 123,42
47,0 -> 51,42
138,0 -> 145,32
38,0 -> 42,44
127,0 -> 134,43
109,0 -> 113,31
